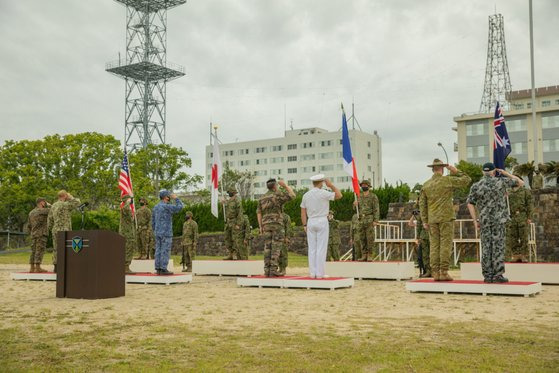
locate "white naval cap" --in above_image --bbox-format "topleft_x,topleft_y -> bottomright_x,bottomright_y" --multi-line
310,173 -> 326,182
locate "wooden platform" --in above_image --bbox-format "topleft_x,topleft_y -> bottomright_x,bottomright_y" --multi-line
10,272 -> 56,281
406,279 -> 542,297
125,273 -> 192,285
460,262 -> 559,284
237,275 -> 354,290
130,259 -> 174,273
324,261 -> 415,280
193,260 -> 262,276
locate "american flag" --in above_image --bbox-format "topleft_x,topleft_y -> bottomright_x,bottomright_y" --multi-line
493,101 -> 511,170
119,151 -> 135,216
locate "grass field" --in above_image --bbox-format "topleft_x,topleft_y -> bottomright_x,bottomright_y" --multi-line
1,251 -> 558,372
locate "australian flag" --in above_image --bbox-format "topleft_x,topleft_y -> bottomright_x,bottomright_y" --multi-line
493,101 -> 511,170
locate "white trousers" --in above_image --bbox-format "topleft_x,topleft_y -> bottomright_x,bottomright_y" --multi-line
306,216 -> 329,278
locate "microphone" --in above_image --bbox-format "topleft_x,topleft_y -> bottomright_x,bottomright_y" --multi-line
78,202 -> 89,210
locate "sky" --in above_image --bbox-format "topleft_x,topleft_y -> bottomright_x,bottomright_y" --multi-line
0,0 -> 558,189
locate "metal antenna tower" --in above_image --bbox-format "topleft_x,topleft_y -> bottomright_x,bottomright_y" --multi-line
479,14 -> 512,113
106,0 -> 186,151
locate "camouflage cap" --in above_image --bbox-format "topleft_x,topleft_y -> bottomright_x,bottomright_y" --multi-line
360,179 -> 371,187
427,158 -> 448,168
185,211 -> 193,218
36,197 -> 46,204
159,189 -> 170,199
138,197 -> 148,203
227,187 -> 237,194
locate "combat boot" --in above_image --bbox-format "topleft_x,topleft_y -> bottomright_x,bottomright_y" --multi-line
186,265 -> 192,272
493,275 -> 509,283
35,264 -> 47,273
439,271 -> 453,281
420,271 -> 432,278
432,271 -> 440,281
29,264 -> 36,273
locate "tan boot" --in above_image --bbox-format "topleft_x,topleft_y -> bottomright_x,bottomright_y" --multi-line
29,264 -> 36,273
439,271 -> 453,281
35,264 -> 48,273
432,271 -> 440,281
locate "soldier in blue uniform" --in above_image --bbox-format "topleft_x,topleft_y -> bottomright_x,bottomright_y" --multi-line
152,190 -> 184,275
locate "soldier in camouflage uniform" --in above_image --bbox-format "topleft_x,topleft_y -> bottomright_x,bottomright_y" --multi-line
47,190 -> 81,273
119,194 -> 136,274
409,195 -> 431,277
327,210 -> 341,261
181,211 -> 198,272
136,198 -> 153,260
420,159 -> 470,281
349,211 -> 362,261
467,163 -> 523,283
279,212 -> 293,275
354,180 -> 379,261
26,197 -> 50,273
257,179 -> 295,277
223,187 -> 244,260
532,169 -> 544,190
237,214 -> 252,260
505,177 -> 533,263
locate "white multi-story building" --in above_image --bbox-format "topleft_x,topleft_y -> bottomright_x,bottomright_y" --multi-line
205,127 -> 382,197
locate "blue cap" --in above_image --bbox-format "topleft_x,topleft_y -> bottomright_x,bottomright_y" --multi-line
159,190 -> 170,199
482,162 -> 495,172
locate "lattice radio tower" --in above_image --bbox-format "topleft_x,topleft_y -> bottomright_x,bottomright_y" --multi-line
106,0 -> 186,151
479,14 -> 512,113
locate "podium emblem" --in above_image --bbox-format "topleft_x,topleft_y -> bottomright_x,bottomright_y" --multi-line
71,236 -> 84,253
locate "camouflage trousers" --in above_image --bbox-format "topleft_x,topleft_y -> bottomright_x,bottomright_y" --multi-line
137,228 -> 154,258
51,230 -> 61,265
29,235 -> 47,264
352,235 -> 362,261
124,235 -> 136,266
428,221 -> 453,274
505,219 -> 529,258
279,240 -> 288,271
262,225 -> 284,276
419,236 -> 431,273
224,222 -> 242,259
359,217 -> 376,257
181,243 -> 196,268
327,242 -> 340,261
235,236 -> 249,260
481,223 -> 506,279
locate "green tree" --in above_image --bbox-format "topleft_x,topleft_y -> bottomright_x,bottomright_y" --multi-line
541,161 -> 559,185
514,161 -> 537,187
128,144 -> 202,199
454,160 -> 482,201
220,161 -> 255,200
505,156 -> 518,170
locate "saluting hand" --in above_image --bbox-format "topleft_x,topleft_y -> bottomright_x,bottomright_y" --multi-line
278,179 -> 287,188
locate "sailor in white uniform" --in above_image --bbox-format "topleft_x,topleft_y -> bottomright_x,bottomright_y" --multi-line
300,174 -> 342,278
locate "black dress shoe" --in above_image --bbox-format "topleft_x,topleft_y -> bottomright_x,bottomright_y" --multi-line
483,277 -> 493,283
493,275 -> 509,283
158,269 -> 174,276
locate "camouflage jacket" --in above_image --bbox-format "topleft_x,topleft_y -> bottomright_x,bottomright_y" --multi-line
420,172 -> 470,224
182,219 -> 198,245
224,196 -> 243,222
152,198 -> 184,237
257,190 -> 293,229
119,202 -> 136,238
532,174 -> 543,189
136,206 -> 152,230
350,214 -> 360,240
48,197 -> 81,232
328,219 -> 341,245
27,207 -> 50,238
508,186 -> 533,221
413,201 -> 429,240
357,192 -> 380,221
467,175 -> 519,225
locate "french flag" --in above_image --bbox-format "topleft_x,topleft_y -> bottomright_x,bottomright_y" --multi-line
341,107 -> 360,196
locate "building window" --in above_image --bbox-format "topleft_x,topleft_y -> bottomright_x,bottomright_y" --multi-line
271,169 -> 282,175
302,166 -> 316,173
228,161 -> 235,167
239,160 -> 250,166
255,147 -> 266,153
319,152 -> 333,159
239,148 -> 250,155
336,164 -> 343,170
555,99 -> 559,106
467,145 -> 486,159
288,180 -> 297,186
256,159 -> 268,165
209,152 -> 213,158
287,155 -> 297,162
319,165 -> 334,172
337,176 -> 350,183
302,142 -> 314,149
527,102 -> 532,109
510,142 -> 527,155
253,182 -> 261,188
542,100 -> 551,107
270,157 -> 284,164
506,118 -> 527,132
512,103 -> 524,110
254,170 -> 267,176
301,154 -> 315,161
368,166 -> 372,171
301,179 -> 311,186
542,113 -> 559,129
339,139 -> 343,145
287,168 -> 297,174
368,141 -> 371,147
543,139 -> 559,152
272,145 -> 283,151
367,153 -> 371,160
320,140 -> 332,147
288,144 -> 297,150
466,122 -> 487,136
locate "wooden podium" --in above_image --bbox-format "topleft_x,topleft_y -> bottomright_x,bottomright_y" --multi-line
56,230 -> 125,299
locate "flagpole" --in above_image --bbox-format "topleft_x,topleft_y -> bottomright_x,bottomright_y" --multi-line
213,126 -> 226,222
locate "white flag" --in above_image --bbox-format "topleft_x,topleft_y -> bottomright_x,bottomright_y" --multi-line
210,134 -> 223,218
